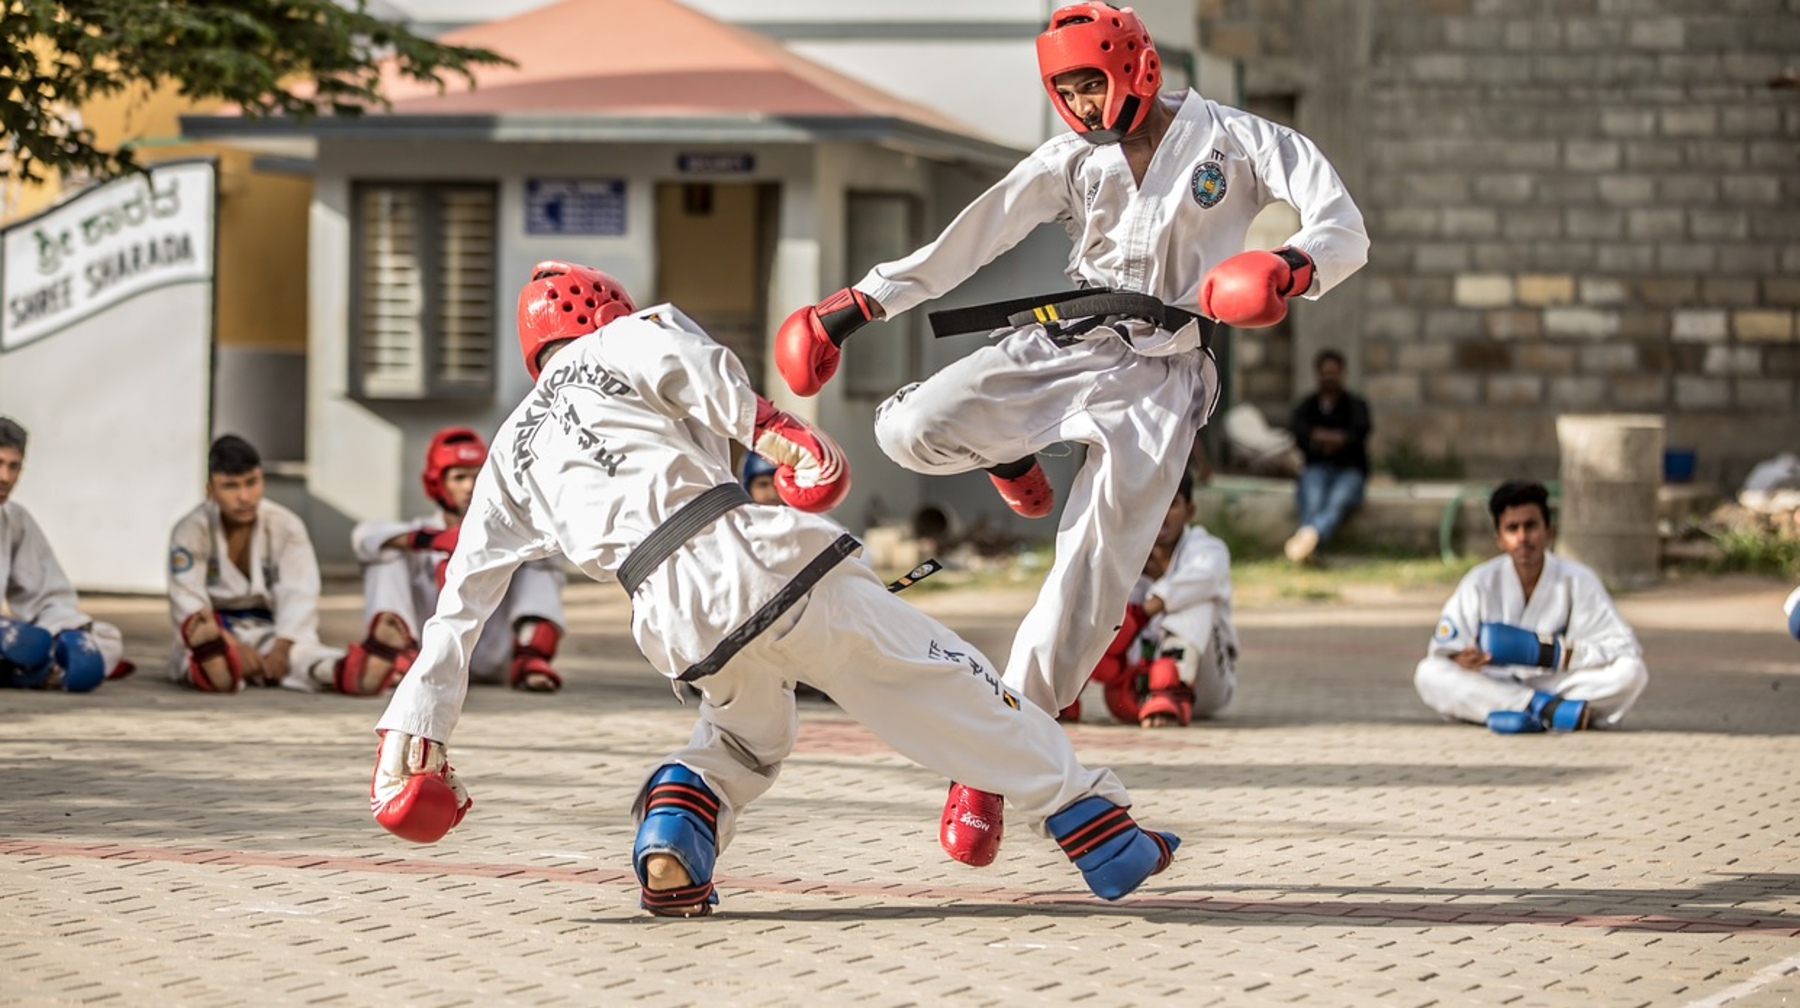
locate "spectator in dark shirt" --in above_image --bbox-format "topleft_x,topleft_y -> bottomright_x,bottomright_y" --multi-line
1286,349 -> 1372,563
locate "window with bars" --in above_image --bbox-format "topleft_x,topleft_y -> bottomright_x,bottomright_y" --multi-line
351,182 -> 498,399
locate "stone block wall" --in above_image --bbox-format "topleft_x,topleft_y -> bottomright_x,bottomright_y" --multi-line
1200,0 -> 1800,485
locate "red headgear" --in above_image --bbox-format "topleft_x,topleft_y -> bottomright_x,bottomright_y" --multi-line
516,261 -> 636,379
1036,3 -> 1162,144
422,427 -> 488,512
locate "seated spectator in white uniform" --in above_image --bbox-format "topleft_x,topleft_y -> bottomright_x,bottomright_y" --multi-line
1081,470 -> 1238,727
1414,480 -> 1648,733
342,427 -> 567,696
166,435 -> 344,693
0,416 -> 130,692
740,450 -> 782,507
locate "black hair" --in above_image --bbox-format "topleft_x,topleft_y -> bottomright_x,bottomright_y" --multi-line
1175,468 -> 1195,504
208,435 -> 262,477
0,417 -> 26,455
1314,348 -> 1346,370
1488,480 -> 1551,529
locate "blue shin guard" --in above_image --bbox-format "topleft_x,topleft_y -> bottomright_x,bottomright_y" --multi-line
1487,690 -> 1589,734
53,630 -> 107,693
1047,796 -> 1179,901
0,617 -> 55,689
632,765 -> 721,917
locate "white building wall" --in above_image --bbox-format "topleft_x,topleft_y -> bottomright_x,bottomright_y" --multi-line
308,139 -> 836,564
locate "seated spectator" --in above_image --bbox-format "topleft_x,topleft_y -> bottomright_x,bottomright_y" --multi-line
166,435 -> 345,693
1286,349 -> 1371,564
1414,480 -> 1648,733
344,427 -> 568,696
1084,470 -> 1238,727
740,450 -> 781,506
0,417 -> 130,692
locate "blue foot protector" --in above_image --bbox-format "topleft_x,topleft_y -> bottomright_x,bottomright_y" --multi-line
632,764 -> 720,917
53,630 -> 107,693
1487,691 -> 1589,734
0,617 -> 54,689
1047,796 -> 1179,901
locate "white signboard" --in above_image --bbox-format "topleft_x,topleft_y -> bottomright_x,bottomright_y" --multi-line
0,159 -> 216,593
3,160 -> 216,349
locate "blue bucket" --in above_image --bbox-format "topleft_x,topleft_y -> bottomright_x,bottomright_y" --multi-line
1663,448 -> 1697,484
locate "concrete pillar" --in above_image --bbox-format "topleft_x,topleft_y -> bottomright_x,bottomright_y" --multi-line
1555,414 -> 1665,587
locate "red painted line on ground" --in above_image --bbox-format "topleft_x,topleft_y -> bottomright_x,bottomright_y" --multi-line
4,837 -> 1795,935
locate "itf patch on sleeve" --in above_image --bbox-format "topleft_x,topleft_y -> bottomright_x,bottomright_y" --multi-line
169,547 -> 194,575
1432,619 -> 1461,645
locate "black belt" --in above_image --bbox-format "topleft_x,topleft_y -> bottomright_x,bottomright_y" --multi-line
618,483 -> 752,597
216,607 -> 274,625
927,288 -> 1213,348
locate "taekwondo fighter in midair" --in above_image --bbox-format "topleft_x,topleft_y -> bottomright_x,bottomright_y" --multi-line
0,417 -> 129,692
341,427 -> 567,696
773,2 -> 1368,865
167,435 -> 345,692
370,262 -> 1180,916
1415,481 -> 1649,733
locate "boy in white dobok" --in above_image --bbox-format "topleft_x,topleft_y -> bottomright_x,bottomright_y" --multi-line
369,262 -> 1180,917
1088,470 -> 1238,728
1415,481 -> 1648,733
166,435 -> 344,693
341,427 -> 567,696
0,417 -> 130,692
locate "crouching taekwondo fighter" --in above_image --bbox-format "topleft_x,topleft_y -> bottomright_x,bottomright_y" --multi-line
773,3 -> 1367,867
369,262 -> 1180,916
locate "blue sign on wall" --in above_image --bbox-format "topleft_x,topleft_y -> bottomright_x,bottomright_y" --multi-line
526,179 -> 626,236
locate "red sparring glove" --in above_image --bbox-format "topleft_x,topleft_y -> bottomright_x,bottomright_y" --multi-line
774,287 -> 876,397
752,396 -> 852,513
370,730 -> 472,844
405,526 -> 461,589
1088,603 -> 1148,686
1198,247 -> 1316,328
406,526 -> 460,553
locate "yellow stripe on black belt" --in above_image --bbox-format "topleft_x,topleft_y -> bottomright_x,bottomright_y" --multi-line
1033,304 -> 1061,323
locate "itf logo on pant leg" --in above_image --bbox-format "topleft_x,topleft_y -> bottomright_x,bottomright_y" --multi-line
928,640 -> 1021,710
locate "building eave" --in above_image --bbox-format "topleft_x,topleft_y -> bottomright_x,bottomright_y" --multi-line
179,112 -> 1026,170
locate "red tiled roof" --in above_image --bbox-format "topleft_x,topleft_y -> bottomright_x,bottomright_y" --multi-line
376,0 -> 980,137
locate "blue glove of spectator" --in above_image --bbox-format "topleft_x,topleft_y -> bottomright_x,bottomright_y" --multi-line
1478,622 -> 1566,669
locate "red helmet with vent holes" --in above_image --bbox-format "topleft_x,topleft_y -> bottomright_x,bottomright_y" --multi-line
422,427 -> 487,512
1037,3 -> 1162,144
516,261 -> 637,379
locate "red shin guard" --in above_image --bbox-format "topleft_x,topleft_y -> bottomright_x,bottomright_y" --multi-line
335,613 -> 417,696
509,619 -> 563,692
1136,657 -> 1193,727
180,612 -> 242,693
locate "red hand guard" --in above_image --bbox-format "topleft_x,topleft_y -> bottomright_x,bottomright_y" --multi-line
407,526 -> 461,554
1199,247 -> 1315,328
370,732 -> 472,845
752,397 -> 852,513
774,288 -> 873,397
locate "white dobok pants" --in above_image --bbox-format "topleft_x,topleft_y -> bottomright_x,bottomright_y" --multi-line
633,560 -> 1131,852
875,325 -> 1218,714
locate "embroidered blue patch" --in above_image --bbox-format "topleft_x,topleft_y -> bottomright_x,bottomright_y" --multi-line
1191,160 -> 1227,209
169,547 -> 194,575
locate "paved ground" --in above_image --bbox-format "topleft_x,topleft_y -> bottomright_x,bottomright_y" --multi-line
4,568 -> 1799,1007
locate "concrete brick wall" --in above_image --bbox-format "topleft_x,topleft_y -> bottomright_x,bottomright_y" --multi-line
1201,0 -> 1800,486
